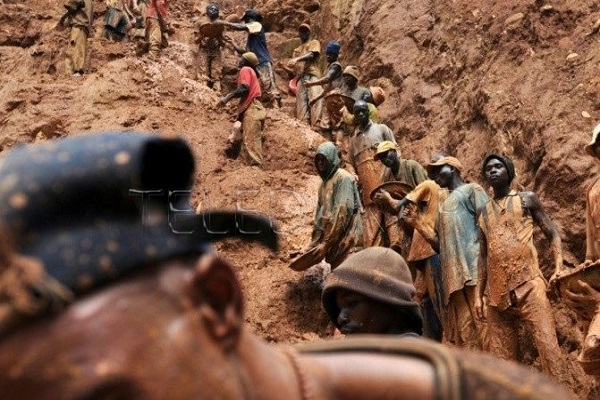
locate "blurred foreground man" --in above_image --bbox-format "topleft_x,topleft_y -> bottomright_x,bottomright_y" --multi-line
63,0 -> 93,76
0,134 -> 575,399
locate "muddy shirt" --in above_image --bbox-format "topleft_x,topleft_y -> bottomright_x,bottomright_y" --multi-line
314,145 -> 363,267
405,180 -> 448,262
146,0 -> 167,19
586,178 -> 600,261
437,182 -> 488,305
392,159 -> 428,189
292,39 -> 322,78
478,191 -> 544,311
65,0 -> 93,29
348,122 -> 396,205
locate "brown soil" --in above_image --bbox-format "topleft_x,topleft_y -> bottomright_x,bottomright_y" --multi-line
2,0 -> 600,396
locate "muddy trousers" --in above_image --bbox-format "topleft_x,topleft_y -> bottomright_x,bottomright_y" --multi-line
296,75 -> 323,127
487,277 -> 566,378
199,49 -> 223,91
239,99 -> 266,166
446,286 -> 488,351
65,26 -> 88,75
256,62 -> 281,107
146,18 -> 162,58
362,204 -> 404,251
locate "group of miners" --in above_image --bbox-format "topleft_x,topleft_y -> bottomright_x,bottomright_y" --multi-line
39,1 -> 600,397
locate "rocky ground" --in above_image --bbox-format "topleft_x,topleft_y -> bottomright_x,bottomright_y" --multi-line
2,0 -> 600,396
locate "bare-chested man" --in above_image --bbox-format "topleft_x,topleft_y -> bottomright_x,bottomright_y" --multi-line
476,154 -> 567,381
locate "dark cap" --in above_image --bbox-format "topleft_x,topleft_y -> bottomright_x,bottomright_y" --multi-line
242,9 -> 262,22
0,133 -> 277,298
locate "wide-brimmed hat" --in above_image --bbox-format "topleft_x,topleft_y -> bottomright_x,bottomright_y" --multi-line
343,65 -> 360,81
373,140 -> 397,160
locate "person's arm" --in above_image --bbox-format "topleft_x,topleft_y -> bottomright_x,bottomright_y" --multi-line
475,228 -> 488,319
402,202 -> 439,252
319,177 -> 357,249
305,64 -> 341,88
217,20 -> 248,31
523,191 -> 564,284
219,84 -> 249,105
586,186 -> 597,262
382,125 -> 397,144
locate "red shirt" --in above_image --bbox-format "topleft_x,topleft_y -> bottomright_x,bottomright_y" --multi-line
147,0 -> 167,19
237,66 -> 262,114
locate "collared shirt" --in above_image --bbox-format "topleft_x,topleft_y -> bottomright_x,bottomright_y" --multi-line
292,39 -> 322,78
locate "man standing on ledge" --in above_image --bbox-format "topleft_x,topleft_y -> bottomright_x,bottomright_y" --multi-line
63,0 -> 93,76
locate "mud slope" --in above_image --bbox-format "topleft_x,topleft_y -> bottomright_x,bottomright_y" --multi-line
1,0 -> 600,396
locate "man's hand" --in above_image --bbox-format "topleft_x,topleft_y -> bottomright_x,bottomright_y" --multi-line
565,280 -> 600,317
474,296 -> 487,320
218,96 -> 229,105
401,201 -> 421,228
549,261 -> 565,288
373,190 -> 398,214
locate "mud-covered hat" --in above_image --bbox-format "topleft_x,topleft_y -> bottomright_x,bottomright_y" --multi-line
585,123 -> 600,157
0,133 -> 277,303
242,52 -> 259,66
427,156 -> 463,174
373,141 -> 397,160
242,9 -> 262,22
343,65 -> 360,81
322,247 -> 420,329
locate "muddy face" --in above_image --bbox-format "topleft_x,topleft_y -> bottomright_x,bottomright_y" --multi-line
353,102 -> 370,127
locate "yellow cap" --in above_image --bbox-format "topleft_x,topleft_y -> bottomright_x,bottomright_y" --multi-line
242,52 -> 259,67
427,156 -> 463,173
374,141 -> 397,160
343,65 -> 360,81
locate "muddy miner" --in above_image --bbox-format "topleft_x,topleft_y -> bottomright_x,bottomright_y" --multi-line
3,0 -> 600,398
